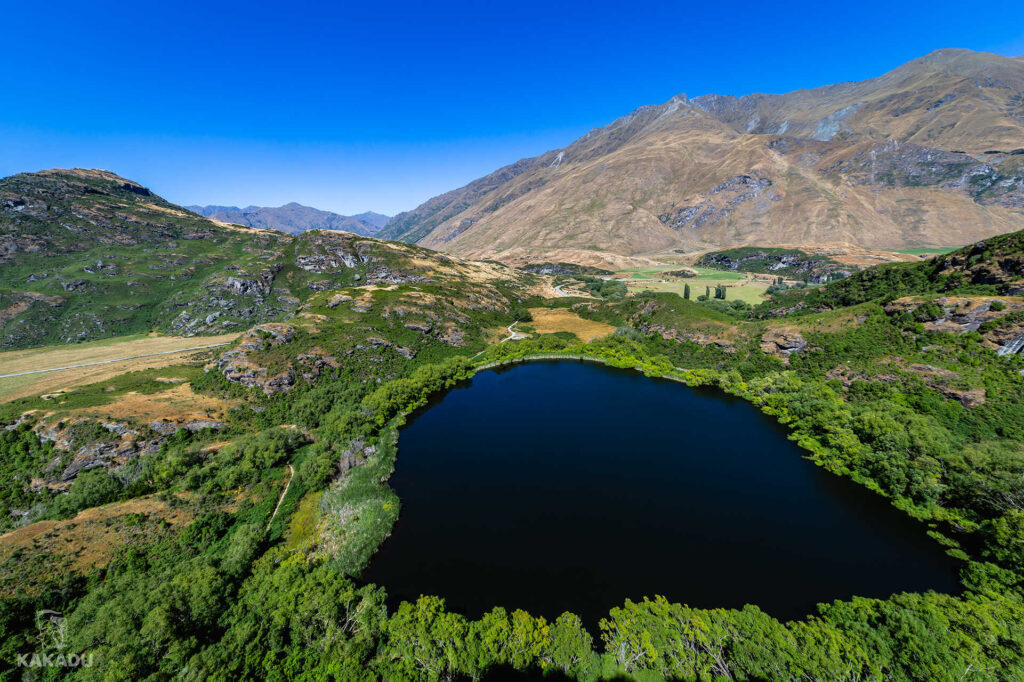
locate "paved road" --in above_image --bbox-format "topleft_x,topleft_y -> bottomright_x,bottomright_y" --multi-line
0,343 -> 232,379
554,284 -> 569,297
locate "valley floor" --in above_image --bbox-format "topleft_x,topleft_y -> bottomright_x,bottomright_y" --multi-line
0,333 -> 238,402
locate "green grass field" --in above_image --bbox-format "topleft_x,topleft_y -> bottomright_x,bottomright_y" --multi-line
626,278 -> 770,305
614,264 -> 686,278
615,264 -> 747,281
892,247 -> 959,256
687,267 -> 747,280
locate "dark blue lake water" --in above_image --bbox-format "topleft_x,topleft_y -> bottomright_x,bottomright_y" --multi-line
363,360 -> 959,625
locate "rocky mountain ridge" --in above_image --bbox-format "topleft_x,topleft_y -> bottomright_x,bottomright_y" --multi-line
379,49 -> 1024,263
187,203 -> 390,236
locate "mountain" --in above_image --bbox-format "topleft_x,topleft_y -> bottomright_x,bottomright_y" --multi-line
0,169 -> 522,349
351,211 -> 392,229
379,49 -> 1024,265
187,202 -> 390,236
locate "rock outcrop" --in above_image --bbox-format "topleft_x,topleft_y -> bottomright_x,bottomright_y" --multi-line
760,329 -> 808,362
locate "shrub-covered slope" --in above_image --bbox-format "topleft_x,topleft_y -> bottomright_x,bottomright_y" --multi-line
0,169 -> 535,349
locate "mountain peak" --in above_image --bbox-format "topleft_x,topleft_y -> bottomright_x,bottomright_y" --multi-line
380,48 -> 1024,262
187,203 -> 390,235
887,47 -> 1024,80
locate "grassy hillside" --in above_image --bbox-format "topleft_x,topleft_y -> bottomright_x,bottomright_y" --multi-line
0,169 -> 535,349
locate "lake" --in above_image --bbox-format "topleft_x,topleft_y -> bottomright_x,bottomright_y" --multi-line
363,360 -> 959,625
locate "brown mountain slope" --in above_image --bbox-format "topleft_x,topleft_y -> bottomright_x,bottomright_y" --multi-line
379,49 -> 1024,263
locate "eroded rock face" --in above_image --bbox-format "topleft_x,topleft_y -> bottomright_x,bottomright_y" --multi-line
247,323 -> 296,347
660,174 -> 780,231
215,323 -> 299,395
365,265 -> 431,286
996,333 -> 1024,356
938,386 -> 987,408
879,356 -> 989,409
327,294 -> 353,308
216,352 -> 293,396
293,232 -> 432,284
823,141 -> 1024,209
225,273 -> 272,296
163,265 -> 298,337
905,363 -> 959,380
760,329 -> 808,363
438,326 -> 466,347
150,419 -> 225,435
336,438 -> 376,480
885,296 -> 1024,354
637,321 -> 735,353
293,231 -> 384,274
296,249 -> 359,273
295,349 -> 342,381
30,418 -> 166,487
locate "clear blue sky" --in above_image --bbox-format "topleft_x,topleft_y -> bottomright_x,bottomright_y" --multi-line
2,0 -> 1023,215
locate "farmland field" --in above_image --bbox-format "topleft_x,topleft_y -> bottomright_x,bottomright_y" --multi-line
625,277 -> 771,305
892,247 -> 959,256
0,332 -> 238,402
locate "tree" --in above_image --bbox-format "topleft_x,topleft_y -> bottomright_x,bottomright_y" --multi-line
546,612 -> 594,677
466,607 -> 512,675
599,602 -> 657,672
507,609 -> 549,669
683,283 -> 691,300
382,596 -> 471,681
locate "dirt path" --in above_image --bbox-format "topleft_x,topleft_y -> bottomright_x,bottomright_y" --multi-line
267,464 -> 295,531
501,321 -> 528,343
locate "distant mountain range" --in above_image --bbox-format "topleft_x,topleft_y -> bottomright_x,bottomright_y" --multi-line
187,203 -> 390,236
380,48 -> 1024,266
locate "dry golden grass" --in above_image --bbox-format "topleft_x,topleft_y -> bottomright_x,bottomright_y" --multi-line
69,382 -> 235,423
497,248 -> 654,271
0,333 -> 238,403
0,494 -> 195,589
205,217 -> 263,232
142,202 -> 191,218
527,308 -> 616,341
